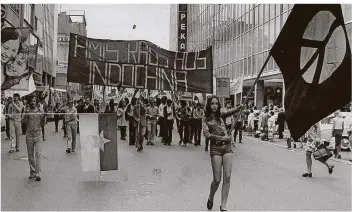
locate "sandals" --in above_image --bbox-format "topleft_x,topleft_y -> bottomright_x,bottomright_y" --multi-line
328,165 -> 334,175
207,199 -> 213,210
302,173 -> 312,177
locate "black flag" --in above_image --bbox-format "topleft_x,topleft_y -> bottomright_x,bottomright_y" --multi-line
271,4 -> 351,141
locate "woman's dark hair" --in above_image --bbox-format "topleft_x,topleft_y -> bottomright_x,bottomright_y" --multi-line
118,99 -> 125,108
1,27 -> 21,44
104,105 -> 110,113
205,95 -> 221,119
13,93 -> 20,98
124,98 -> 129,105
131,97 -> 137,106
180,100 -> 187,107
270,111 -> 274,116
161,96 -> 167,104
156,98 -> 161,107
167,99 -> 172,105
250,109 -> 254,113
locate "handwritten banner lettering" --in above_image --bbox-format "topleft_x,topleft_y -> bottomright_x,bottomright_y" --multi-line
67,33 -> 213,93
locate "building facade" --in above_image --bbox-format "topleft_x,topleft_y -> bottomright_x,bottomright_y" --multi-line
170,4 -> 352,108
56,11 -> 87,99
2,4 -> 58,87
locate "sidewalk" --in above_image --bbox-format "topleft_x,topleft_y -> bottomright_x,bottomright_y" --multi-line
242,133 -> 352,165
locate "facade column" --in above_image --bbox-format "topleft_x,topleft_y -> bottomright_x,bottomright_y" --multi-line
254,80 -> 264,108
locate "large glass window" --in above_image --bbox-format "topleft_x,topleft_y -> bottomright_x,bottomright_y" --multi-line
258,25 -> 263,52
258,5 -> 264,25
253,27 -> 258,53
275,16 -> 280,39
343,4 -> 352,22
275,4 -> 281,17
8,4 -> 20,15
254,5 -> 258,27
24,4 -> 34,25
264,4 -> 270,22
269,4 -> 275,20
263,22 -> 269,50
269,19 -> 275,48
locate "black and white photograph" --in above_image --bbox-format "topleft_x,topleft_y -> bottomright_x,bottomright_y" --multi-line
1,1 -> 352,211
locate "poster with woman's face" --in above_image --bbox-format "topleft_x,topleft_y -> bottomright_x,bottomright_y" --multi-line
1,27 -> 38,91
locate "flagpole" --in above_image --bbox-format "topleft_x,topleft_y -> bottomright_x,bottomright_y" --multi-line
230,53 -> 272,133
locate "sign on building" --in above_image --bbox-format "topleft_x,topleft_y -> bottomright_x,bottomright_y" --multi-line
58,36 -> 70,42
178,4 -> 187,52
58,61 -> 68,68
216,78 -> 230,98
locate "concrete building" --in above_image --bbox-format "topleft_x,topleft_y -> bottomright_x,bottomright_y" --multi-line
56,11 -> 87,99
170,4 -> 352,108
2,4 -> 58,87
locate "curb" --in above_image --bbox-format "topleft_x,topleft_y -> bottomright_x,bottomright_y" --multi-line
243,135 -> 352,166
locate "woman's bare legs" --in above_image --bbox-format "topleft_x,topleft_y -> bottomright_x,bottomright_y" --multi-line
209,155 -> 223,201
221,153 -> 233,210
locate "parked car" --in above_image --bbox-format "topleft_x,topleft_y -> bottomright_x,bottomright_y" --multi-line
1,104 -> 6,131
320,112 -> 352,151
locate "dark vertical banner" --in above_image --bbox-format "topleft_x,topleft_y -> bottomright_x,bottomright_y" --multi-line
99,113 -> 118,171
178,4 -> 187,52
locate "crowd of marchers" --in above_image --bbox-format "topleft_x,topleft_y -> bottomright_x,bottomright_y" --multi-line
1,91 -> 351,182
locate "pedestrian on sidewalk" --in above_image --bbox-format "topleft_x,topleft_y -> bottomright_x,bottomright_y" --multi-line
38,97 -> 48,141
5,97 -> 13,140
203,95 -> 243,211
302,123 -> 334,178
65,99 -> 78,153
267,111 -> 276,142
146,98 -> 158,145
158,96 -> 167,142
332,110 -> 344,159
21,98 -> 28,135
247,109 -> 254,136
277,108 -> 285,139
193,103 -> 205,146
8,93 -> 23,153
233,107 -> 244,144
163,99 -> 175,146
22,95 -> 45,181
135,97 -> 147,152
177,100 -> 192,146
53,103 -> 61,133
117,99 -> 128,141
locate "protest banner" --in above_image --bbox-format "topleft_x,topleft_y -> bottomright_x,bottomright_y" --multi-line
67,33 -> 213,93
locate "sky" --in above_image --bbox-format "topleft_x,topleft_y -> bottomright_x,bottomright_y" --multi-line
60,4 -> 171,50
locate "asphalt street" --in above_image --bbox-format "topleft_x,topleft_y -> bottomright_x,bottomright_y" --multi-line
1,122 -> 351,211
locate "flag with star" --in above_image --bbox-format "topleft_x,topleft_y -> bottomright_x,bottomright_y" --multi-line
79,114 -> 118,172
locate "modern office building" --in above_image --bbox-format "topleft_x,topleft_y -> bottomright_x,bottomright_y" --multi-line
2,4 -> 58,87
170,4 -> 352,108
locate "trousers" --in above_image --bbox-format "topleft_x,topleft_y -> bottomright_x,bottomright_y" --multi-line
67,123 -> 77,150
9,119 -> 21,149
26,131 -> 42,176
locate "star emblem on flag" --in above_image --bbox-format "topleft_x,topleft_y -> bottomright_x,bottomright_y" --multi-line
92,130 -> 111,151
